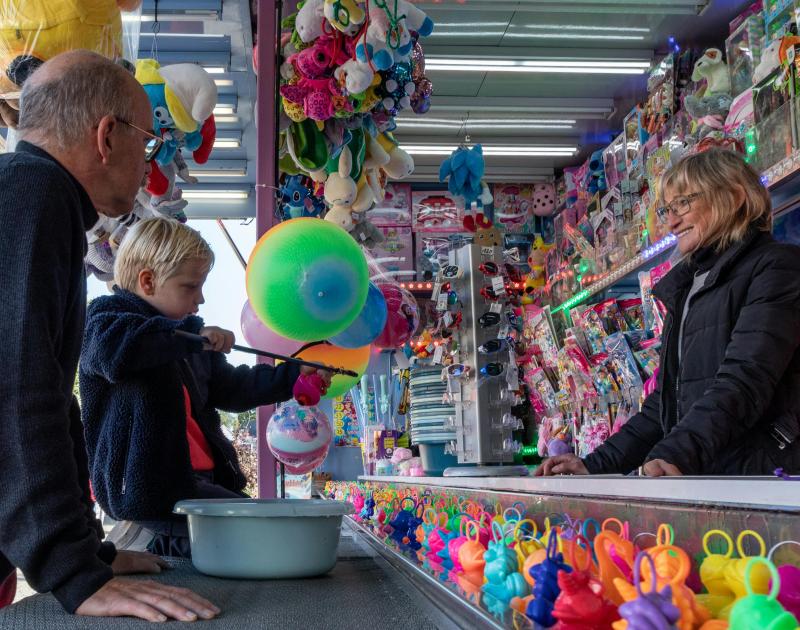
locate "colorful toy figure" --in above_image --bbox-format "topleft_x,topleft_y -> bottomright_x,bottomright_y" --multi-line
526,529 -> 573,627
729,558 -> 799,630
552,535 -> 618,630
482,522 -> 528,602
614,553 -> 681,630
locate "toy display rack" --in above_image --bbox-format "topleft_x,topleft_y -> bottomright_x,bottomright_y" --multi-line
446,243 -> 523,469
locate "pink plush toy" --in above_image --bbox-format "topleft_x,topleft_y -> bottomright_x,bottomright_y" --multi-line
532,183 -> 556,217
280,35 -> 347,121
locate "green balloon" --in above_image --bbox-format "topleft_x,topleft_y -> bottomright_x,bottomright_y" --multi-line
246,219 -> 369,342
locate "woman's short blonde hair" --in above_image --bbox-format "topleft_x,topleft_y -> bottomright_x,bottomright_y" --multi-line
659,147 -> 772,252
114,217 -> 214,291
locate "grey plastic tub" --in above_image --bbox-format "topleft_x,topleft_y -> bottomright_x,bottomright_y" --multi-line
174,499 -> 353,579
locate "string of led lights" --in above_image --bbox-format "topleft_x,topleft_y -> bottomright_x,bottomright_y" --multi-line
551,232 -> 677,315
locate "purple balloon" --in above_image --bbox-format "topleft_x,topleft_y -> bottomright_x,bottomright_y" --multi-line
241,301 -> 305,357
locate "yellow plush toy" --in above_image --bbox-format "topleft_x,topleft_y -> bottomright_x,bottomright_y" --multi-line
522,236 -> 554,304
0,0 -> 142,127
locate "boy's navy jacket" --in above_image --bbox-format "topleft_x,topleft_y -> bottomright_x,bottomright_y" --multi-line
80,288 -> 301,523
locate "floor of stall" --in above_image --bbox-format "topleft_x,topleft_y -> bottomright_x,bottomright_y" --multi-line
0,529 -> 464,630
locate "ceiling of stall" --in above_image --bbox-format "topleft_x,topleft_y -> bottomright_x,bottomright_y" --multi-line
145,0 -> 754,218
398,0 -> 755,182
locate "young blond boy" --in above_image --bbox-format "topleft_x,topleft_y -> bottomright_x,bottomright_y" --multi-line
80,217 -> 328,557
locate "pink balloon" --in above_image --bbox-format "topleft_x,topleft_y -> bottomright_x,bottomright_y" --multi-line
241,301 -> 305,357
373,284 -> 419,349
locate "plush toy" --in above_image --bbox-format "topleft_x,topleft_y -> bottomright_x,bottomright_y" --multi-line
135,59 -> 217,214
349,213 -> 385,249
684,48 -> 733,140
355,0 -> 434,71
585,150 -> 607,196
0,0 -> 143,127
439,144 -> 489,231
691,48 -> 731,96
531,183 -> 556,217
279,174 -> 325,220
295,0 -> 327,43
323,0 -> 364,35
377,132 -> 414,180
323,146 -> 359,229
375,62 -> 416,117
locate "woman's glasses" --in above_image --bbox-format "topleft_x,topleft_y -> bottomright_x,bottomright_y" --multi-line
655,192 -> 702,224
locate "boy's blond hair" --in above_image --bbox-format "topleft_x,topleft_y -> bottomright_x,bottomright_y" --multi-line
660,148 -> 772,252
114,217 -> 214,291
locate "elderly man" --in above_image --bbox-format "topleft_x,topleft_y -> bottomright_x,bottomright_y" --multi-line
0,51 -> 219,622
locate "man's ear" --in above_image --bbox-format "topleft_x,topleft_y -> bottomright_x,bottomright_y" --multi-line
138,268 -> 157,296
96,114 -> 117,164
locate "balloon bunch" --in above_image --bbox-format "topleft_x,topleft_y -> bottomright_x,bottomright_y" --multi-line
326,481 -> 800,630
278,0 -> 435,243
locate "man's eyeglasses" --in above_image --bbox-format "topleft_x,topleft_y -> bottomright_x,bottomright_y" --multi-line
117,117 -> 164,163
655,192 -> 702,224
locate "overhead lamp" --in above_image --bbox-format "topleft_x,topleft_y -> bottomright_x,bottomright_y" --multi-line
202,66 -> 226,75
213,104 -> 236,116
395,117 -> 576,130
214,79 -> 234,87
426,57 -> 651,74
401,144 -> 577,156
430,0 -> 708,16
212,115 -> 239,124
213,136 -> 241,149
181,190 -> 250,200
188,168 -> 247,177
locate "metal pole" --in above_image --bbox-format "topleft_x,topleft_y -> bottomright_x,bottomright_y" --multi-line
256,0 -> 281,499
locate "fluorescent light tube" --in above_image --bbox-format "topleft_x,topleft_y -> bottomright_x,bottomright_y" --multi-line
426,64 -> 647,74
402,144 -> 577,156
188,168 -> 247,177
396,117 -> 576,130
202,66 -> 226,75
214,79 -> 234,87
182,190 -> 250,200
213,104 -> 236,115
212,139 -> 241,149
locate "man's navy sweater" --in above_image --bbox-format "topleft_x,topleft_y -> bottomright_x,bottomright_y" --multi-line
0,142 -> 116,613
80,289 -> 300,524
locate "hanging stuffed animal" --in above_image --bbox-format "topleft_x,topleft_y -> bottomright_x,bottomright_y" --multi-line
355,0 -> 434,71
439,144 -> 491,232
279,174 -> 325,220
684,48 -> 733,140
135,59 -> 218,219
0,0 -> 143,128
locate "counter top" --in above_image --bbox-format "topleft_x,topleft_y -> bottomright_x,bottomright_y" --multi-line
359,474 -> 800,511
0,534 -> 446,629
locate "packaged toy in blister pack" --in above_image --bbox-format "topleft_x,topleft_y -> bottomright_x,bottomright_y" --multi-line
634,338 -> 661,377
528,307 -> 561,369
576,409 -> 611,458
578,306 -> 608,356
604,332 -> 644,405
590,353 -> 620,400
556,344 -> 596,405
619,298 -> 644,330
526,367 -> 558,414
596,299 -> 629,334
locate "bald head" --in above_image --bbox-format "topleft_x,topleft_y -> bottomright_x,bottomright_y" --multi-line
17,50 -> 148,151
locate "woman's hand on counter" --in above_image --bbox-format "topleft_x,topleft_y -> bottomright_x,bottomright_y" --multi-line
112,550 -> 169,575
76,578 -> 220,623
534,454 -> 589,476
643,459 -> 683,477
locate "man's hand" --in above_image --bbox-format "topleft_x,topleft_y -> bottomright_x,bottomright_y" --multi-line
300,365 -> 333,394
111,550 -> 169,576
534,454 -> 590,477
199,326 -> 235,353
76,578 -> 220,623
643,459 -> 683,477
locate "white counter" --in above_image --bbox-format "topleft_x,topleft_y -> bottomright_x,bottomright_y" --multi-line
359,475 -> 800,512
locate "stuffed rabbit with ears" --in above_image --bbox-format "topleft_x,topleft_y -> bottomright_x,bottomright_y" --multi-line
323,146 -> 359,229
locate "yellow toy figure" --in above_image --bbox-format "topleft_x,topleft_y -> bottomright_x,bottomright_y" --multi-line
522,235 -> 553,304
0,0 -> 142,127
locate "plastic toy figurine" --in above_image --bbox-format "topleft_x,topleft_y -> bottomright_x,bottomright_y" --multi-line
526,529 -> 573,627
360,495 -> 376,522
614,552 -> 681,630
482,521 -> 528,602
728,558 -> 799,630
697,530 -> 737,618
458,520 -> 487,576
768,541 -> 800,619
292,372 -> 328,406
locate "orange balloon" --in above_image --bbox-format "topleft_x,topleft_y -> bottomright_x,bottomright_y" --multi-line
293,343 -> 371,399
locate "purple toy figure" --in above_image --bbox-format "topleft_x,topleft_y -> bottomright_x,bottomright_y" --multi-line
618,552 -> 681,630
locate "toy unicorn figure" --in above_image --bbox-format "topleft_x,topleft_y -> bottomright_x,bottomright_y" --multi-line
691,48 -> 731,96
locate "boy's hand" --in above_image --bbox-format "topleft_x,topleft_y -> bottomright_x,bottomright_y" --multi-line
199,327 -> 235,353
76,577 -> 220,623
301,366 -> 333,394
112,550 -> 169,575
